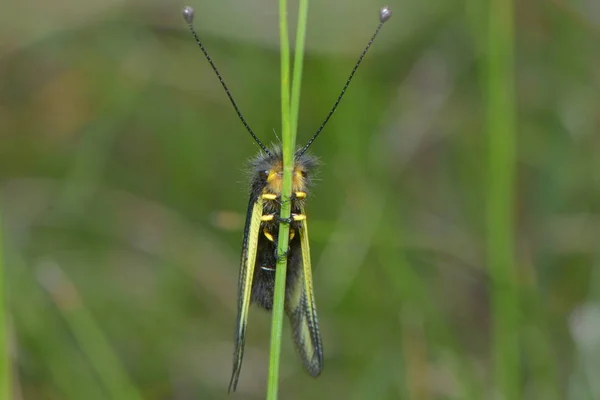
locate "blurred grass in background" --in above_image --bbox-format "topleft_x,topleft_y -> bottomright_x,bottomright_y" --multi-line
2,0 -> 600,398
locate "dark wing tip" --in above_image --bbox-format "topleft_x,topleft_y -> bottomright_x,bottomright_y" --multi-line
228,371 -> 239,393
307,358 -> 323,377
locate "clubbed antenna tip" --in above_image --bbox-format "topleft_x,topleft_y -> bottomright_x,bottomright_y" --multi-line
379,6 -> 392,23
182,6 -> 195,24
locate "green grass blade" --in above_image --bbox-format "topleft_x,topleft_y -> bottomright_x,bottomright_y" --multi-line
382,248 -> 483,400
38,265 -> 143,400
13,258 -> 105,400
290,0 -> 309,138
486,0 -> 519,397
267,0 -> 293,398
267,0 -> 309,397
0,202 -> 10,400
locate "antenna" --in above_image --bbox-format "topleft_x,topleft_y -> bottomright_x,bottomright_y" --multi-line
297,6 -> 392,156
182,6 -> 272,156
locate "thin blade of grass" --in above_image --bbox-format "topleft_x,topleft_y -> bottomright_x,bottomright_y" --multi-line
290,0 -> 309,138
0,203 -> 10,400
267,0 -> 293,397
486,0 -> 519,398
268,0 -> 309,397
37,264 -> 143,400
381,248 -> 483,400
10,252 -> 106,400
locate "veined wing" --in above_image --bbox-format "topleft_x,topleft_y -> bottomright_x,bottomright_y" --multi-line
286,207 -> 323,376
229,196 -> 263,392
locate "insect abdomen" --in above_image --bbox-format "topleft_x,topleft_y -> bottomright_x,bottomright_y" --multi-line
250,211 -> 304,310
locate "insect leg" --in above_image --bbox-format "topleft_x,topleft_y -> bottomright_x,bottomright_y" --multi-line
274,213 -> 305,224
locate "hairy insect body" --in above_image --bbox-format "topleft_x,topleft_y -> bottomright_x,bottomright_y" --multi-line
225,147 -> 324,389
247,148 -> 318,311
230,146 -> 322,391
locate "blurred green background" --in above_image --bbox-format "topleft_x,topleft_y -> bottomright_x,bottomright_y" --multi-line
2,0 -> 600,399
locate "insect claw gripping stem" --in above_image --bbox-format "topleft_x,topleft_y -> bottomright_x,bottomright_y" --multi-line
274,215 -> 294,224
274,246 -> 291,263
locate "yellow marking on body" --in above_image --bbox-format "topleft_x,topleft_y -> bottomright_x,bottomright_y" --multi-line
295,191 -> 307,199
289,228 -> 296,241
262,193 -> 277,200
266,169 -> 282,194
261,214 -> 274,221
292,213 -> 306,221
264,163 -> 308,195
263,229 -> 274,242
292,170 -> 306,193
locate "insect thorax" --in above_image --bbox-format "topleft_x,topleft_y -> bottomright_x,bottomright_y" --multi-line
248,147 -> 319,202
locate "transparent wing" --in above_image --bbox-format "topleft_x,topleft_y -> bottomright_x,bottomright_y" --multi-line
229,197 -> 263,392
286,209 -> 323,376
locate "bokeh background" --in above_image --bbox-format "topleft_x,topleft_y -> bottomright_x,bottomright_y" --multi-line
2,0 -> 600,398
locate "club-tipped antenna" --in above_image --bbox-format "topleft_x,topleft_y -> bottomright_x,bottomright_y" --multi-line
297,6 -> 392,156
182,6 -> 272,156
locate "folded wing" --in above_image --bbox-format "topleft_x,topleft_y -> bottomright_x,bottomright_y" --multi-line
285,210 -> 323,376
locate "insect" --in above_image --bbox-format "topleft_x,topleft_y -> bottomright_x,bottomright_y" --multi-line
182,5 -> 391,392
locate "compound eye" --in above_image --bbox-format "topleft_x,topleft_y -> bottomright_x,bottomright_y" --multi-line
300,170 -> 307,178
261,170 -> 269,179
